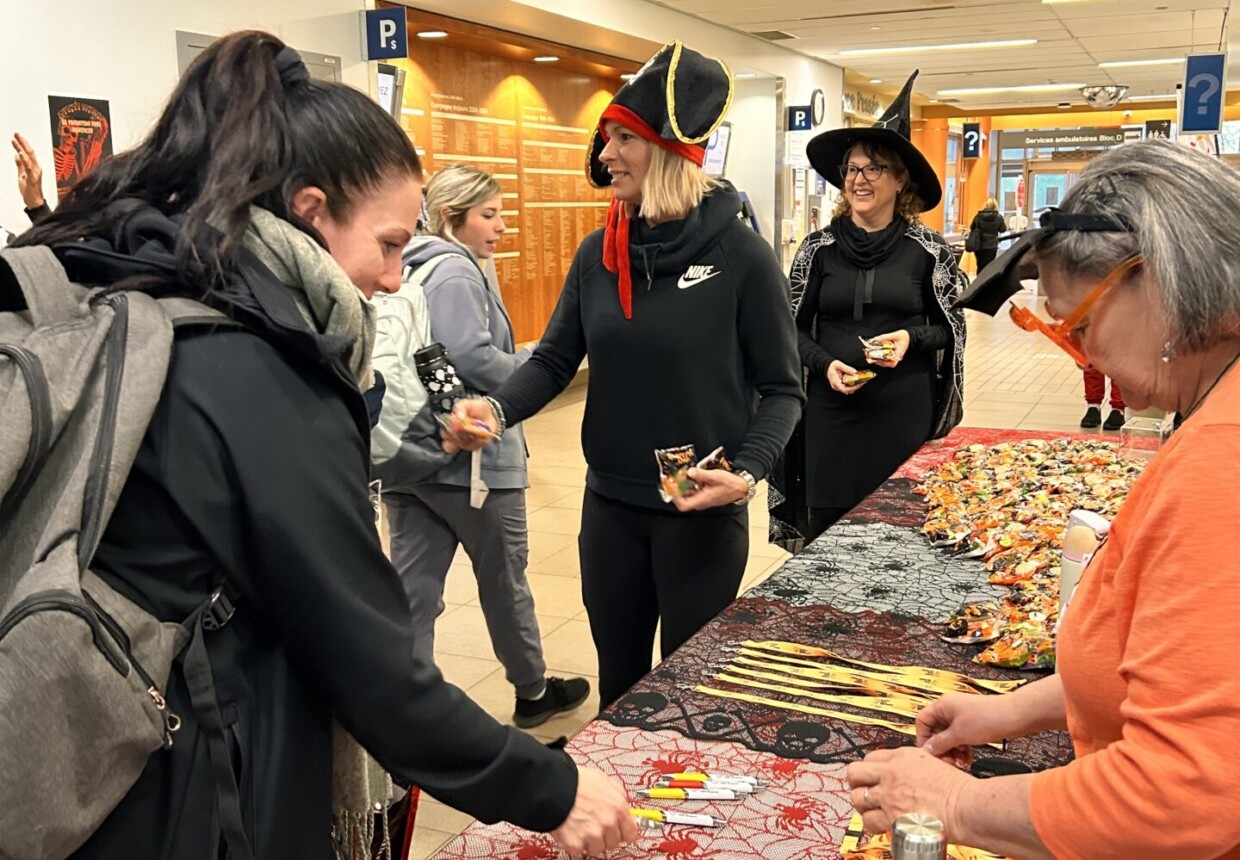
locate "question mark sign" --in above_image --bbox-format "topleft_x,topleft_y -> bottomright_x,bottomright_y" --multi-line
1189,72 -> 1220,116
965,129 -> 980,152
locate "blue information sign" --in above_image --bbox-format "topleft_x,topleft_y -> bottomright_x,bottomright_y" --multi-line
1180,53 -> 1226,134
365,7 -> 408,61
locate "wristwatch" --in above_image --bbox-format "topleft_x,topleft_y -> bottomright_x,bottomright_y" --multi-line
733,470 -> 757,506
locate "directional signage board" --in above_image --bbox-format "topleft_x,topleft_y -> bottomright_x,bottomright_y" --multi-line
962,122 -> 982,158
1180,53 -> 1226,134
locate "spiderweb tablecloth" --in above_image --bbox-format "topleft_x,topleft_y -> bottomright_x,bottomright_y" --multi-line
429,429 -> 1081,859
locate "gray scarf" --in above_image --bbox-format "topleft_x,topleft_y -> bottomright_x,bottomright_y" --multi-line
242,206 -> 377,389
242,208 -> 393,859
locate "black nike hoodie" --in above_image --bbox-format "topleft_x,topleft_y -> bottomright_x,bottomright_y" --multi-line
493,182 -> 804,510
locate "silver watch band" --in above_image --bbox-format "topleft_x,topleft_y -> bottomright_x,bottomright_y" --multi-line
734,470 -> 757,505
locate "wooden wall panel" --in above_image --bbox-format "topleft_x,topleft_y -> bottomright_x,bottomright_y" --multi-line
393,44 -> 616,343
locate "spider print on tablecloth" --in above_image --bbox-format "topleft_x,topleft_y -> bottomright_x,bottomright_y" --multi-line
599,599 -> 1072,773
748,520 -> 1005,620
428,724 -> 856,860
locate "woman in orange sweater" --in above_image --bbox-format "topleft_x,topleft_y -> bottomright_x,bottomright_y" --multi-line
845,139 -> 1240,859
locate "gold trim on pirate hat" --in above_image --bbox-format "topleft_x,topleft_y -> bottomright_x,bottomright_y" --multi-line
586,41 -> 733,189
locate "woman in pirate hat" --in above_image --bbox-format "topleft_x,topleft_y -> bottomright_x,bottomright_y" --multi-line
445,41 -> 803,708
768,71 -> 966,549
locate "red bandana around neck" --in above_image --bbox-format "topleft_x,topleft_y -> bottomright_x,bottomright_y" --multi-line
597,104 -> 704,320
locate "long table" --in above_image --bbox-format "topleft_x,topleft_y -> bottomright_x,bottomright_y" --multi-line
429,428 -> 1075,859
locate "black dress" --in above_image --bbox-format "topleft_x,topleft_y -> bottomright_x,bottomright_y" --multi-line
797,235 -> 950,511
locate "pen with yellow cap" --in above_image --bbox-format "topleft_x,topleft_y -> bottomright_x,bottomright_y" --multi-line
631,808 -> 725,828
657,779 -> 758,793
665,772 -> 767,787
637,786 -> 740,801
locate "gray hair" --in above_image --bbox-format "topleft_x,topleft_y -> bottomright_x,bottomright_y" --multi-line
1034,139 -> 1240,352
425,164 -> 501,242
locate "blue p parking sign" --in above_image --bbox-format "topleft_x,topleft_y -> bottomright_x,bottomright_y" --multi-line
365,7 -> 408,61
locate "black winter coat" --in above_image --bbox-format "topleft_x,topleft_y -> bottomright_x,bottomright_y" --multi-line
42,207 -> 576,859
969,209 -> 1007,251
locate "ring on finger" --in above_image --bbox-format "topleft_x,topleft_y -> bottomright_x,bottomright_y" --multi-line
863,786 -> 871,809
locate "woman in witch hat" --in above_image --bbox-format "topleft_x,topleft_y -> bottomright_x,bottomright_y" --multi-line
768,71 -> 966,549
444,41 -> 803,708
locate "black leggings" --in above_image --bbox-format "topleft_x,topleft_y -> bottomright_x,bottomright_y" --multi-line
974,248 -> 997,271
579,489 -> 748,709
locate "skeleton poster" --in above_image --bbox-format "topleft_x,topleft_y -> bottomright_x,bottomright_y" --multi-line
47,96 -> 113,200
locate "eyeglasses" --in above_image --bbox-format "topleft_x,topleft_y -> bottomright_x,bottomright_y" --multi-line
839,163 -> 890,182
1008,255 -> 1142,368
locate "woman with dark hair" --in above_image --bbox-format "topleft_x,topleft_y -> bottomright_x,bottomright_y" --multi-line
768,71 -> 966,548
10,31 -> 633,860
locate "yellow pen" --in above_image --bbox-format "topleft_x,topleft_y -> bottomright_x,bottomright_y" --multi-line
637,787 -> 739,801
631,808 -> 725,828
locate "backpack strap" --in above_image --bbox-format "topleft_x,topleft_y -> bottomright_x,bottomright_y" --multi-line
179,583 -> 255,860
0,246 -> 86,327
157,296 -> 240,330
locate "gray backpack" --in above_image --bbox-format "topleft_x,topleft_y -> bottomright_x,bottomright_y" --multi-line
0,247 -> 251,860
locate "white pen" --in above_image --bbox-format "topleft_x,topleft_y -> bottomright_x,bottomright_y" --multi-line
657,779 -> 758,794
666,772 -> 767,787
637,787 -> 739,801
631,808 -> 725,828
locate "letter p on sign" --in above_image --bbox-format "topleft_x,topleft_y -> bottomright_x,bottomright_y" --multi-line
788,105 -> 813,132
365,7 -> 408,60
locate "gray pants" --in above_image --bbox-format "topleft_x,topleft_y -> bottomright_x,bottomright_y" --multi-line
385,486 -> 546,698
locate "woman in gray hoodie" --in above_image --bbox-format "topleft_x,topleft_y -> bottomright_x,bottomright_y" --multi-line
370,165 -> 589,729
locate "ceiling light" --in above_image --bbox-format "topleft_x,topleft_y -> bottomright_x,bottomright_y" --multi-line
417,31 -> 448,39
735,72 -> 758,79
840,39 -> 1035,57
870,78 -> 882,84
620,73 -> 636,80
870,26 -> 881,30
937,82 -> 1085,96
1080,84 -> 1129,107
1099,58 -> 1182,68
533,55 -> 559,63
1128,93 -> 1177,101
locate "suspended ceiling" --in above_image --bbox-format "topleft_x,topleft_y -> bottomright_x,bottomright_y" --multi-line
650,0 -> 1234,111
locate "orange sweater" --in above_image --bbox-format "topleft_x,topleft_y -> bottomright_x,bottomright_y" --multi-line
1030,365 -> 1240,859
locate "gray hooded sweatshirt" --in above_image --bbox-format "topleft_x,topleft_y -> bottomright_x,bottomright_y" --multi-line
371,236 -> 531,493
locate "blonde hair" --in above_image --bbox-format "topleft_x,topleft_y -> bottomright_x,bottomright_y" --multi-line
831,141 -> 925,224
984,197 -> 999,211
425,164 -> 502,244
629,143 -> 720,222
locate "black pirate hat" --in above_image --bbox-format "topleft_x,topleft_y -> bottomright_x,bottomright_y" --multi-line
587,41 -> 733,189
806,70 -> 942,210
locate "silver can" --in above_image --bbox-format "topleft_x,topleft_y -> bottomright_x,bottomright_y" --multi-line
891,812 -> 947,860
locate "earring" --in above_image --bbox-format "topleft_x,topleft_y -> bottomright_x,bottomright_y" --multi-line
1161,341 -> 1177,363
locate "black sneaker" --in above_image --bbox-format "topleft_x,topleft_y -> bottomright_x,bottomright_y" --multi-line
513,677 -> 591,729
1103,408 -> 1125,431
1080,406 -> 1102,428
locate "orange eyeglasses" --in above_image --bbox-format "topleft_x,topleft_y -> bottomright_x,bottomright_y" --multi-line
1008,255 -> 1143,368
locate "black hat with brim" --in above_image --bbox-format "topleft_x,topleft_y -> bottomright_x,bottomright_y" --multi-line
586,41 -> 732,189
953,209 -> 1138,314
806,70 -> 942,211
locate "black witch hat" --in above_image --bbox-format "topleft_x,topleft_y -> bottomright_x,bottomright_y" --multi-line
806,70 -> 942,210
586,41 -> 733,189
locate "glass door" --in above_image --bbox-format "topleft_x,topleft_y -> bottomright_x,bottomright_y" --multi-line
1024,160 -> 1089,222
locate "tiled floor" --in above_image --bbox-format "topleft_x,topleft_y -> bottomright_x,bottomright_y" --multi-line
403,288 -> 1116,859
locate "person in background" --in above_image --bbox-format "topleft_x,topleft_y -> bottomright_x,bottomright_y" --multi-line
768,71 -> 966,547
848,139 -> 1240,860
443,41 -> 803,710
1081,367 -> 1126,430
969,196 -> 1006,271
11,31 -> 634,859
371,163 -> 590,729
12,132 -> 51,223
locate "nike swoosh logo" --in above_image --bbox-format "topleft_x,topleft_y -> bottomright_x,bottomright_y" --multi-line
677,271 -> 722,289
